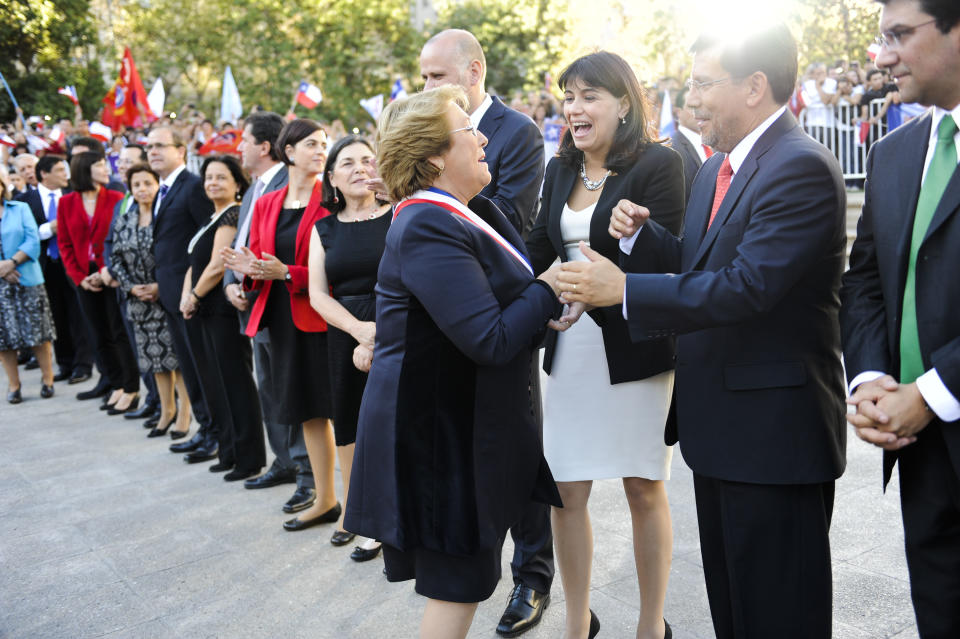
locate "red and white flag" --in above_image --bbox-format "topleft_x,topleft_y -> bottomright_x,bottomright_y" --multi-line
89,121 -> 113,142
866,43 -> 882,61
57,85 -> 79,105
0,133 -> 16,147
296,81 -> 323,109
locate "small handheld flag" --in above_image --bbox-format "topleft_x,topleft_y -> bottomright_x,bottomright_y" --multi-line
57,86 -> 79,105
297,82 -> 323,109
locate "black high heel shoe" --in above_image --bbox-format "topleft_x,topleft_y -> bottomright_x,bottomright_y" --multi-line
7,387 -> 22,404
147,412 -> 177,438
107,394 -> 140,416
40,384 -> 54,398
100,391 -> 120,410
588,609 -> 600,639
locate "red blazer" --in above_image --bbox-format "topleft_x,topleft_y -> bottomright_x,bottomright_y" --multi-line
244,180 -> 330,337
56,188 -> 125,285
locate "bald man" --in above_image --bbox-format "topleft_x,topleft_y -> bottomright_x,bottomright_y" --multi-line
420,29 -> 551,637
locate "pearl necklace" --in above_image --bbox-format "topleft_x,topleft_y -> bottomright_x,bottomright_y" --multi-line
580,160 -> 611,191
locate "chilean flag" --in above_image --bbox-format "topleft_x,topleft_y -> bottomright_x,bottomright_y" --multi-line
390,78 -> 407,102
0,133 -> 15,147
89,121 -> 113,143
297,81 -> 323,109
58,85 -> 79,105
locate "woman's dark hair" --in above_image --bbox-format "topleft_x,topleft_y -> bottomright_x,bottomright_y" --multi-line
125,163 -> 159,187
321,135 -> 386,213
200,154 -> 250,201
69,150 -> 106,192
555,51 -> 656,172
276,118 -> 324,166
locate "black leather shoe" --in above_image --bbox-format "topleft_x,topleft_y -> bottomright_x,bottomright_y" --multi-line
124,402 -> 159,420
107,394 -> 139,416
7,387 -> 22,404
588,609 -> 600,639
282,502 -> 341,531
350,543 -> 383,562
53,370 -> 71,382
282,487 -> 316,513
244,466 -> 297,490
169,429 -> 188,440
77,381 -> 110,400
40,384 -> 54,399
24,356 -> 39,370
170,432 -> 204,453
209,462 -> 233,473
496,584 -> 550,637
184,440 -> 218,464
663,619 -> 671,639
68,370 -> 92,385
224,468 -> 259,482
330,530 -> 356,546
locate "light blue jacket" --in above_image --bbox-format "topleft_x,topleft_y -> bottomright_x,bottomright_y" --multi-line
1,200 -> 44,287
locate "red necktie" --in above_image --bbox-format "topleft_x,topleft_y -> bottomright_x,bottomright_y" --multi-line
708,156 -> 733,228
702,144 -> 713,158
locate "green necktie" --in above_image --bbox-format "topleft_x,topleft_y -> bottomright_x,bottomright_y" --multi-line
900,115 -> 959,384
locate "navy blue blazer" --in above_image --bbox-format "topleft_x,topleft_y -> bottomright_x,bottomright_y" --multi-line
16,188 -> 53,269
625,111 -> 848,485
344,196 -> 562,555
669,130 -> 703,201
841,111 -> 960,487
152,168 -> 213,314
477,96 -> 545,237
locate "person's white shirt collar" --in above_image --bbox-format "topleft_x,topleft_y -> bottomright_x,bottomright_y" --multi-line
677,125 -> 706,163
160,163 -> 187,189
470,94 -> 494,128
922,104 -> 960,183
727,106 -> 787,174
257,161 -> 283,187
37,183 -> 62,207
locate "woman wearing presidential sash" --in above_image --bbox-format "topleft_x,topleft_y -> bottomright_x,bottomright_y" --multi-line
343,86 -> 564,639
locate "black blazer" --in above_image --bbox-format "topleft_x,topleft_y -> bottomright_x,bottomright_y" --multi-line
345,196 -> 562,555
841,111 -> 960,487
526,145 -> 686,384
669,130 -> 703,201
626,110 -> 847,485
477,95 -> 545,237
16,189 -> 52,269
152,168 -> 213,314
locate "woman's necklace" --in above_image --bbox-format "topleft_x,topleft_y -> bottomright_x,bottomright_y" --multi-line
340,203 -> 382,223
580,160 -> 612,191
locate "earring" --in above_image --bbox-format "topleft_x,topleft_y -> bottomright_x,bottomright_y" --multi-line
235,191 -> 242,201
438,164 -> 445,176
332,186 -> 339,204
620,116 -> 626,125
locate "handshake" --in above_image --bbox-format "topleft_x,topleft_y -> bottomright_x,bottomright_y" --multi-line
536,198 -> 650,331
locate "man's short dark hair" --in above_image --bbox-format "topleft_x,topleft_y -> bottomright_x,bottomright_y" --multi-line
70,136 -> 104,157
123,143 -> 147,162
36,154 -> 67,181
244,111 -> 285,162
866,69 -> 884,81
876,0 -> 960,33
69,150 -> 106,192
690,23 -> 798,105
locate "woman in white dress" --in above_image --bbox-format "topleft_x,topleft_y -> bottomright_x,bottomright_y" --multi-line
526,51 -> 686,639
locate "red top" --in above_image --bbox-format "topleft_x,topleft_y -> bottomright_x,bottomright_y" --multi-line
56,188 -> 125,285
243,180 -> 330,337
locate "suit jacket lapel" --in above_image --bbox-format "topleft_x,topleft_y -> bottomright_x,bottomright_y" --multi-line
888,115 -> 931,309
157,170 -> 187,219
549,164 -> 578,260
477,96 -> 505,140
922,114 -> 960,241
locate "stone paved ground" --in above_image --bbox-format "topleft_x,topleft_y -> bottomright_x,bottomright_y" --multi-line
0,358 -> 920,639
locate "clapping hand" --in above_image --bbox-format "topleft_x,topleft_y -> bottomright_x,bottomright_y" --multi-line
609,199 -> 650,240
221,246 -> 287,280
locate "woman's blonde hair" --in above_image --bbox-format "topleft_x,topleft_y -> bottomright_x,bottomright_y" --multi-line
375,86 -> 469,202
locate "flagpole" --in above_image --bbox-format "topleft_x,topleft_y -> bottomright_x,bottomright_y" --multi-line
0,69 -> 26,127
289,80 -> 301,115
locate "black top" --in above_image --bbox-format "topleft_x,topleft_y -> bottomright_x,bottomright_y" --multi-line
263,207 -> 303,328
314,212 -> 390,298
189,205 -> 239,316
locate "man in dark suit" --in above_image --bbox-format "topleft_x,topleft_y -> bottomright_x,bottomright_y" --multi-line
557,23 -> 847,639
16,155 -> 93,383
670,85 -> 710,200
224,112 -> 316,514
145,126 -> 218,463
842,1 -> 960,636
419,29 -> 551,636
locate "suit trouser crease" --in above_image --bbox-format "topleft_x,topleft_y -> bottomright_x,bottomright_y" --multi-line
75,286 -> 140,392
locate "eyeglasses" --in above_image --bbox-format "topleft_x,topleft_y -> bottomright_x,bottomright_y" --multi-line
684,77 -> 732,94
450,125 -> 478,137
144,143 -> 176,151
875,18 -> 937,49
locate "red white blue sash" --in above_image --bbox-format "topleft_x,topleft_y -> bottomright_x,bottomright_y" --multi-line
393,189 -> 533,275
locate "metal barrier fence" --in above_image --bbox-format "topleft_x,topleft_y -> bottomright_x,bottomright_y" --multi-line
797,98 -> 886,181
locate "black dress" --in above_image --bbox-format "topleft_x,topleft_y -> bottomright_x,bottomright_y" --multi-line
262,207 -> 331,424
314,211 -> 389,446
187,206 -> 265,470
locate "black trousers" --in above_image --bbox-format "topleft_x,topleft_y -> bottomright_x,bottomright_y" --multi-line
75,283 -> 139,393
693,473 -> 835,639
898,422 -> 960,639
509,350 -> 554,593
197,312 -> 265,471
163,310 -> 213,435
43,258 -> 92,373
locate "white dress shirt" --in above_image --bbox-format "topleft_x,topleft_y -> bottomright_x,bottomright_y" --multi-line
153,164 -> 187,217
36,184 -> 63,241
849,105 -> 960,422
470,94 -> 494,128
678,125 -> 708,164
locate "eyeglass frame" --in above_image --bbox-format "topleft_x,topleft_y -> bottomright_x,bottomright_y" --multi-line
144,142 -> 178,151
449,125 -> 478,137
684,77 -> 733,94
874,18 -> 938,49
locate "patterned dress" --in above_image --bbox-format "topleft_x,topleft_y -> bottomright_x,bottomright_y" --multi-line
0,234 -> 56,351
109,207 -> 178,373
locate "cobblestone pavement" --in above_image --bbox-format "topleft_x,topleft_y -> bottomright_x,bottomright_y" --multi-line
0,355 -> 919,639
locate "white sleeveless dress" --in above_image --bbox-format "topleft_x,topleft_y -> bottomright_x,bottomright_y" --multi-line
542,202 -> 674,482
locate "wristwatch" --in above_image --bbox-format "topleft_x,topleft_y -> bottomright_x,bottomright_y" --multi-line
284,268 -> 292,282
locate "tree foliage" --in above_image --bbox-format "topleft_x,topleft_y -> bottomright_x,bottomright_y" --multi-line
0,0 -> 105,121
792,0 -> 881,69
